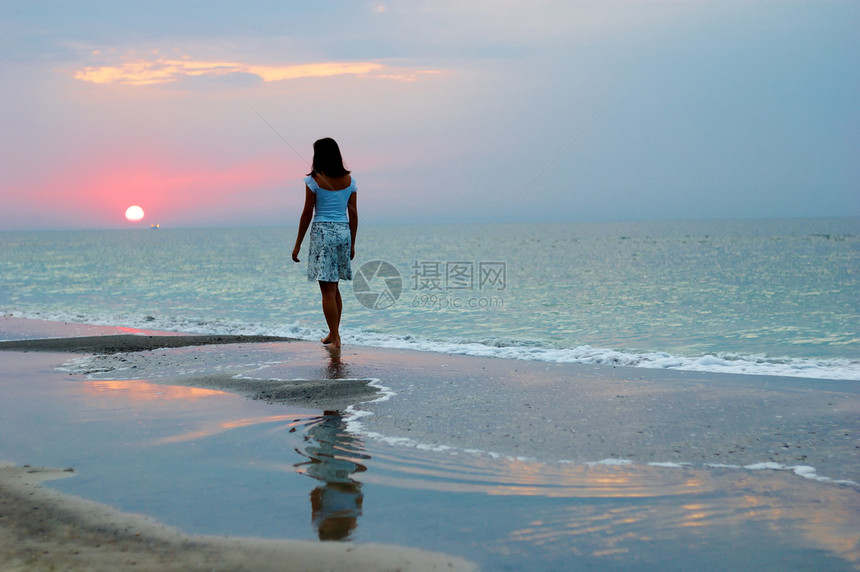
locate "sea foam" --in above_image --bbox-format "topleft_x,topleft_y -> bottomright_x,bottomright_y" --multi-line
5,309 -> 859,381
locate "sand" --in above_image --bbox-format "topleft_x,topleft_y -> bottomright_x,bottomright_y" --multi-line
0,463 -> 475,572
0,333 -> 296,354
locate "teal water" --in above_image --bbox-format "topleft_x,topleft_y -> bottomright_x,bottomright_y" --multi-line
1,217 -> 858,379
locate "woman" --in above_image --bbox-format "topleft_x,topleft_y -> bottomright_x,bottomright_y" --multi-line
292,138 -> 358,350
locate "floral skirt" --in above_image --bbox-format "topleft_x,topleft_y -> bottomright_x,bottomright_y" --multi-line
307,222 -> 352,282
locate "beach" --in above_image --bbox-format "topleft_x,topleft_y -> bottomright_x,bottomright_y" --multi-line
0,318 -> 479,571
2,0 -> 857,564
1,316 -> 858,570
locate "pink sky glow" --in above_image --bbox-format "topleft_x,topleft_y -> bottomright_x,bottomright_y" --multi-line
1,1 -> 857,229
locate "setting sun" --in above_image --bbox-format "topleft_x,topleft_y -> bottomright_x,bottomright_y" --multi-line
125,205 -> 144,222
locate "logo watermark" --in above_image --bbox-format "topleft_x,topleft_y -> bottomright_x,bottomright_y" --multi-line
411,293 -> 505,310
411,261 -> 506,292
353,260 -> 402,310
353,259 -> 506,311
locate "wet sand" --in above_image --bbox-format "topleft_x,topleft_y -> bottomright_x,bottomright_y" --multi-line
28,327 -> 859,484
1,316 -> 858,570
0,333 -> 296,354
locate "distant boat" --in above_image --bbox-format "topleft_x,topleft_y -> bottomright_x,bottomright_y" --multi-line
150,224 -> 160,229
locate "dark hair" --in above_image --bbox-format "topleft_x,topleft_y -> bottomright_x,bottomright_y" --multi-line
307,138 -> 350,177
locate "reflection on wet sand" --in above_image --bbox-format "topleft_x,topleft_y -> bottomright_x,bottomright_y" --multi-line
80,379 -> 228,401
501,471 -> 860,566
364,451 -> 711,498
320,346 -> 350,380
295,412 -> 368,540
152,413 -> 319,445
352,445 -> 859,566
294,347 -> 370,541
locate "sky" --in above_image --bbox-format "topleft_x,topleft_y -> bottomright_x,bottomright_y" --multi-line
1,0 -> 857,230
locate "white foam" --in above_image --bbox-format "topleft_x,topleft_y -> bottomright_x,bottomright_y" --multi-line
745,462 -> 784,471
342,378 -> 397,437
7,309 -> 859,381
739,461 -> 858,485
338,330 -> 860,381
586,459 -> 634,466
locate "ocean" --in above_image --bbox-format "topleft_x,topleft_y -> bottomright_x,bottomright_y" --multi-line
1,217 -> 858,380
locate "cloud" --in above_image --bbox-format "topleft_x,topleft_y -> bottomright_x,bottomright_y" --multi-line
73,56 -> 436,86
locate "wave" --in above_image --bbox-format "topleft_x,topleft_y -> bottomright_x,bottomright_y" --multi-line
5,308 -> 859,381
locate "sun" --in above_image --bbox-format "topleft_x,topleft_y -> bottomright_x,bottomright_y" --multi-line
125,205 -> 145,222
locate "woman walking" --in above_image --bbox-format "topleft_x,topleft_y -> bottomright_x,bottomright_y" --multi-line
292,138 -> 358,350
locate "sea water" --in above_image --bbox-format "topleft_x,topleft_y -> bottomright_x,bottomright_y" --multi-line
2,218 -> 859,570
1,217 -> 858,380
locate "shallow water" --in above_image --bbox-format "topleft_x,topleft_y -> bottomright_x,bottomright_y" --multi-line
1,351 -> 857,571
2,217 -> 858,380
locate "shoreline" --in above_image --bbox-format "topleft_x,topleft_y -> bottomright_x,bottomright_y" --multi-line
3,320 -> 859,483
4,312 -> 857,383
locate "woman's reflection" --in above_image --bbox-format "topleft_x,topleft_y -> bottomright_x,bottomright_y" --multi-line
322,345 -> 349,379
294,348 -> 370,540
295,411 -> 368,540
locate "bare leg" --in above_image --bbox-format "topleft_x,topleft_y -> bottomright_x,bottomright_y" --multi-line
319,281 -> 342,348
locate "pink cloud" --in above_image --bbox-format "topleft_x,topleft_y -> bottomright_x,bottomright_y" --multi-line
74,56 -> 436,86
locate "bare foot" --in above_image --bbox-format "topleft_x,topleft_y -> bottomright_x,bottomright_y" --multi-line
321,333 -> 341,348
